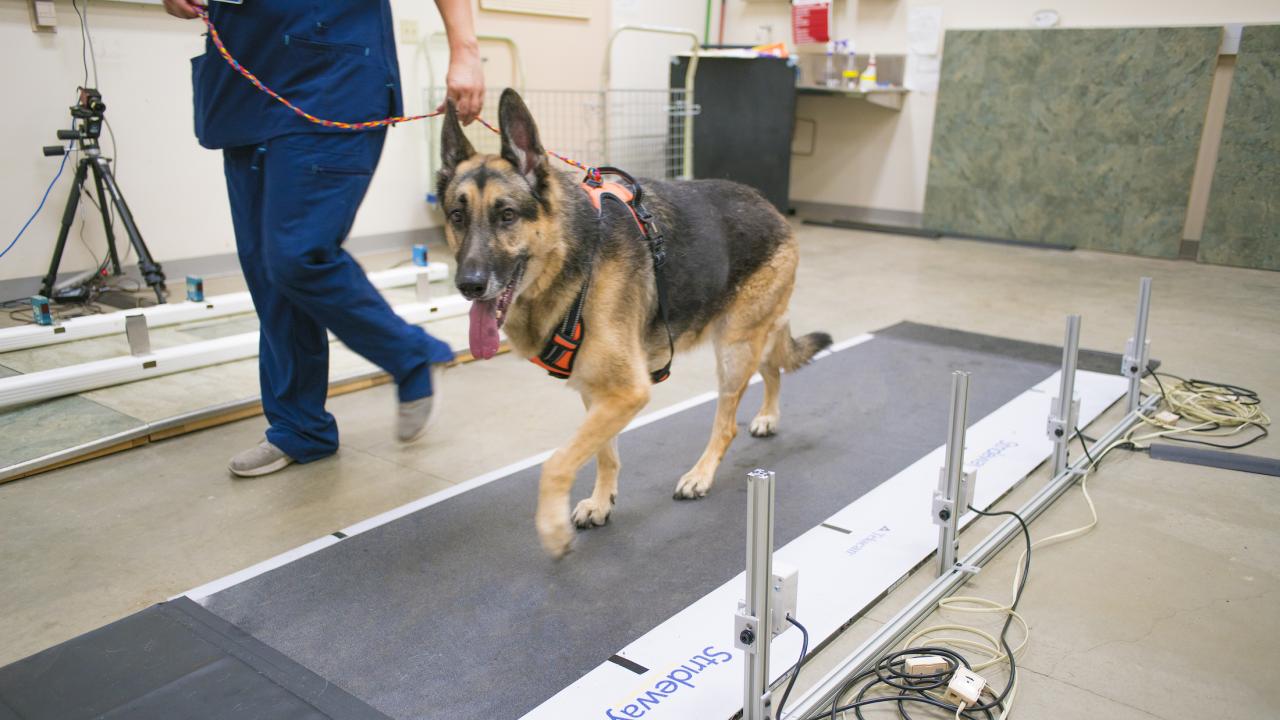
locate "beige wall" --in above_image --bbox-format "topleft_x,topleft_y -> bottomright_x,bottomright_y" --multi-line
709,0 -> 1280,213
0,0 -> 610,284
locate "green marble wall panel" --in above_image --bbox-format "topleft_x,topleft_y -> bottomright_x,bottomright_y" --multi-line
1200,25 -> 1280,271
923,27 -> 1220,257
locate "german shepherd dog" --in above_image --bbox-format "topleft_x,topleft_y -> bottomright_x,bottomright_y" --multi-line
438,89 -> 831,557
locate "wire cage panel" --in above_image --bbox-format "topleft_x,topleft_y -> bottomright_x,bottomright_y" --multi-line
423,88 -> 692,203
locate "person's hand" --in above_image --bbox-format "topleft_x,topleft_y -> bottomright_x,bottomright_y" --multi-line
163,0 -> 204,19
438,45 -> 484,125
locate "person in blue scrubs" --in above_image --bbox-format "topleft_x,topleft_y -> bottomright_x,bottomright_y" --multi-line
165,0 -> 483,476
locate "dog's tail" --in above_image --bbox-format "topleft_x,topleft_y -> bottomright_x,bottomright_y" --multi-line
778,328 -> 834,372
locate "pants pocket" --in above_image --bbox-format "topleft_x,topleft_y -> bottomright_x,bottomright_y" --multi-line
311,164 -> 374,177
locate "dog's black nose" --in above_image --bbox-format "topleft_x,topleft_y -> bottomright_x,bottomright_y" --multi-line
457,269 -> 489,300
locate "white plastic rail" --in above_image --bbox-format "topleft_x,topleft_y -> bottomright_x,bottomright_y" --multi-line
0,262 -> 448,354
0,293 -> 471,409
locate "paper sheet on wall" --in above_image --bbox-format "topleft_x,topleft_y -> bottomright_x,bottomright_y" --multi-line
792,1 -> 831,46
906,53 -> 941,93
906,5 -> 943,93
907,5 -> 943,55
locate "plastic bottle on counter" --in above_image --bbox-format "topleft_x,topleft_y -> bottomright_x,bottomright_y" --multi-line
842,40 -> 859,90
824,41 -> 838,88
859,53 -> 878,91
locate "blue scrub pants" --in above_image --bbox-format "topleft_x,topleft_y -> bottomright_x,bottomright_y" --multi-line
223,130 -> 453,463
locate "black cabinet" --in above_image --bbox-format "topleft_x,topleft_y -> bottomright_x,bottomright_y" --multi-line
670,56 -> 797,213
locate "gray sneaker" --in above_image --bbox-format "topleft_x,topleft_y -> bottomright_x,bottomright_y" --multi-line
228,440 -> 294,477
397,396 -> 435,443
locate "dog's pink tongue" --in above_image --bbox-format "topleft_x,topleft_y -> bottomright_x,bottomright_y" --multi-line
469,299 -> 500,360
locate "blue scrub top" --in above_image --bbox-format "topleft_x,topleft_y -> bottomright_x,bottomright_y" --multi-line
192,0 -> 403,149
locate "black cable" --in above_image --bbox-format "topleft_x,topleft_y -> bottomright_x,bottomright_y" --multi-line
775,615 -> 809,719
957,506 -> 1031,713
1159,423 -> 1269,450
1073,426 -> 1097,468
821,503 -> 1033,720
1146,372 -> 1267,449
834,694 -> 993,718
1149,370 -> 1170,405
71,0 -> 90,88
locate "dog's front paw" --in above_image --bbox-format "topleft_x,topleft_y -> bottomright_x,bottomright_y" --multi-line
673,470 -> 714,500
749,414 -> 779,437
536,514 -> 575,558
571,496 -> 613,528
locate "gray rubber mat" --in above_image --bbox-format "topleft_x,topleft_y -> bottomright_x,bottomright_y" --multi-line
200,322 -> 1122,719
0,597 -> 388,720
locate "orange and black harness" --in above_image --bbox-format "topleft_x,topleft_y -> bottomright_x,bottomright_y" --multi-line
530,167 -> 675,384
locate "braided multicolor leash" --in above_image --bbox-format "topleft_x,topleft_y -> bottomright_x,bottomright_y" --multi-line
196,8 -> 600,181
197,8 -> 436,129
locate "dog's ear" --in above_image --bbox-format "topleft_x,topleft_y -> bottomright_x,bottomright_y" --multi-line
498,88 -> 547,185
437,101 -> 476,196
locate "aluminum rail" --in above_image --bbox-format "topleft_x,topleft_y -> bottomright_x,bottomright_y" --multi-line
1123,278 -> 1152,412
781,395 -> 1160,719
935,371 -> 970,576
1048,315 -> 1081,477
741,469 -> 777,720
0,263 -> 447,353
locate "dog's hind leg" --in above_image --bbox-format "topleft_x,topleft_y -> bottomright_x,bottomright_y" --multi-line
749,320 -> 790,438
571,396 -> 621,529
537,384 -> 649,557
673,332 -> 764,499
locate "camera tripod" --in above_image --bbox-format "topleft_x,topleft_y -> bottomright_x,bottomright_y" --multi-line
41,88 -> 167,304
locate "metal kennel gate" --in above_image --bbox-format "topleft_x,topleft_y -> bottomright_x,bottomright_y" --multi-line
422,26 -> 701,203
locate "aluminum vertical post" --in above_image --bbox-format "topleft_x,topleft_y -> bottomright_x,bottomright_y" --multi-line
1123,277 -> 1153,412
782,395 -> 1162,719
737,468 -> 776,720
934,371 -> 970,576
1048,315 -> 1081,477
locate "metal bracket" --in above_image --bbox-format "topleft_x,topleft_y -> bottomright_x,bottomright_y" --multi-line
124,314 -> 150,357
415,270 -> 431,302
735,604 -> 760,654
1121,337 -> 1150,379
1045,395 -> 1081,442
933,467 -> 976,526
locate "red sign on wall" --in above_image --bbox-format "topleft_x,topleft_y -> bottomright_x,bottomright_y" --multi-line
792,1 -> 831,45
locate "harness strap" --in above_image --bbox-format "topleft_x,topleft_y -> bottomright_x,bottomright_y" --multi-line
531,282 -> 587,379
530,167 -> 674,384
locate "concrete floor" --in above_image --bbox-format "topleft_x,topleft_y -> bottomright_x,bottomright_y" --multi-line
1,223 -> 1277,719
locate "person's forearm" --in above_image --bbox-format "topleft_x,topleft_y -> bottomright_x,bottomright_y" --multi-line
434,0 -> 479,55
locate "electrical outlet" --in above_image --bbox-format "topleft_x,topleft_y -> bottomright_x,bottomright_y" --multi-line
30,0 -> 57,31
943,667 -> 985,706
904,655 -> 949,677
399,19 -> 419,44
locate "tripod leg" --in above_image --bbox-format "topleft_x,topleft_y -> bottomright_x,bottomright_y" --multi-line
40,158 -> 90,298
90,161 -> 122,276
97,159 -> 168,304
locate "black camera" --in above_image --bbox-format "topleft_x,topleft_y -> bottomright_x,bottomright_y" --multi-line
38,85 -> 168,303
44,87 -> 105,156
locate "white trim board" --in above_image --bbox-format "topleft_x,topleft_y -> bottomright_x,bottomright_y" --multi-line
0,263 -> 448,354
0,294 -> 470,409
524,369 -> 1127,719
